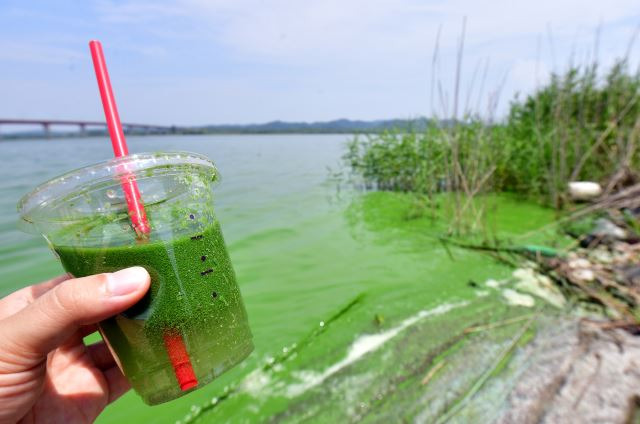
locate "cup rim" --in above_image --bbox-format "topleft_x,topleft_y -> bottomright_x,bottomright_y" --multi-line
17,151 -> 217,222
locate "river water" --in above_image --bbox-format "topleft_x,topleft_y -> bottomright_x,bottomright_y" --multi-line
0,134 -> 556,423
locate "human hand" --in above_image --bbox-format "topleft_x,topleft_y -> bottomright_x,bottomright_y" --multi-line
0,268 -> 150,424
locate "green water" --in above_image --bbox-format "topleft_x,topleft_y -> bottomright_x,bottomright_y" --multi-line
0,135 -> 558,422
55,221 -> 253,405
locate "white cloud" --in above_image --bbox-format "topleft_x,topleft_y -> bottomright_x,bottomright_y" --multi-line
510,59 -> 551,95
90,0 -> 640,74
182,0 -> 443,63
0,41 -> 83,65
92,0 -> 640,117
171,0 -> 640,63
4,0 -> 640,123
95,0 -> 189,23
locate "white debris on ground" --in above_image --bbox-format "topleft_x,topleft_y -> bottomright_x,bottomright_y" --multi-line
566,256 -> 596,283
512,268 -> 566,308
479,268 -> 566,309
592,217 -> 627,240
485,279 -> 501,288
501,288 -> 535,307
568,181 -> 602,201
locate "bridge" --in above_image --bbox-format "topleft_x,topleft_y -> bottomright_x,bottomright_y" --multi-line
0,119 -> 180,138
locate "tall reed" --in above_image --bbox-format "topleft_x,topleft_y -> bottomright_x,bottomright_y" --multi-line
346,28 -> 640,236
346,19 -> 505,236
505,59 -> 640,208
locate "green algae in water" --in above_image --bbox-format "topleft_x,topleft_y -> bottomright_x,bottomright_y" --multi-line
54,221 -> 253,405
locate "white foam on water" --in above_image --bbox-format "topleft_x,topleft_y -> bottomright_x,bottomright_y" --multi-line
241,368 -> 273,397
285,301 -> 469,398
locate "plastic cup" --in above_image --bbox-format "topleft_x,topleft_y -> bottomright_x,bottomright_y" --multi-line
17,151 -> 253,405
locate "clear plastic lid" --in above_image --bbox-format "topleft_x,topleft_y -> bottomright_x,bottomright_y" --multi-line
17,151 -> 219,244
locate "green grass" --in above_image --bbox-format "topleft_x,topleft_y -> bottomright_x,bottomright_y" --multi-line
345,57 -> 640,230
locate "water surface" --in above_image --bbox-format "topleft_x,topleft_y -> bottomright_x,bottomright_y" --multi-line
0,134 -> 555,423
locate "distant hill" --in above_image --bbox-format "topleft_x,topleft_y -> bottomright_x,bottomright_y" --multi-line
193,118 -> 435,134
1,117 -> 440,139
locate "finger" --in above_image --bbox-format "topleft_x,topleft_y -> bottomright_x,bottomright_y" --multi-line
0,267 -> 150,367
29,274 -> 72,299
80,324 -> 99,338
87,341 -> 116,371
0,274 -> 71,320
104,366 -> 131,403
57,324 -> 100,351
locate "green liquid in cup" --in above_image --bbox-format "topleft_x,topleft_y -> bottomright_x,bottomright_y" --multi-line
17,152 -> 252,404
54,221 -> 253,405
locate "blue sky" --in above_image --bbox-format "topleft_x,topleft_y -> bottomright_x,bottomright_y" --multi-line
1,0 -> 639,126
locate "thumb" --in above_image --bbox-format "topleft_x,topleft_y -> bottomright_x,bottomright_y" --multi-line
0,267 -> 150,364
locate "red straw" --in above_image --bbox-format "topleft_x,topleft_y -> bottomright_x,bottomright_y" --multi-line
89,40 -> 150,237
163,330 -> 198,390
89,40 -> 198,392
